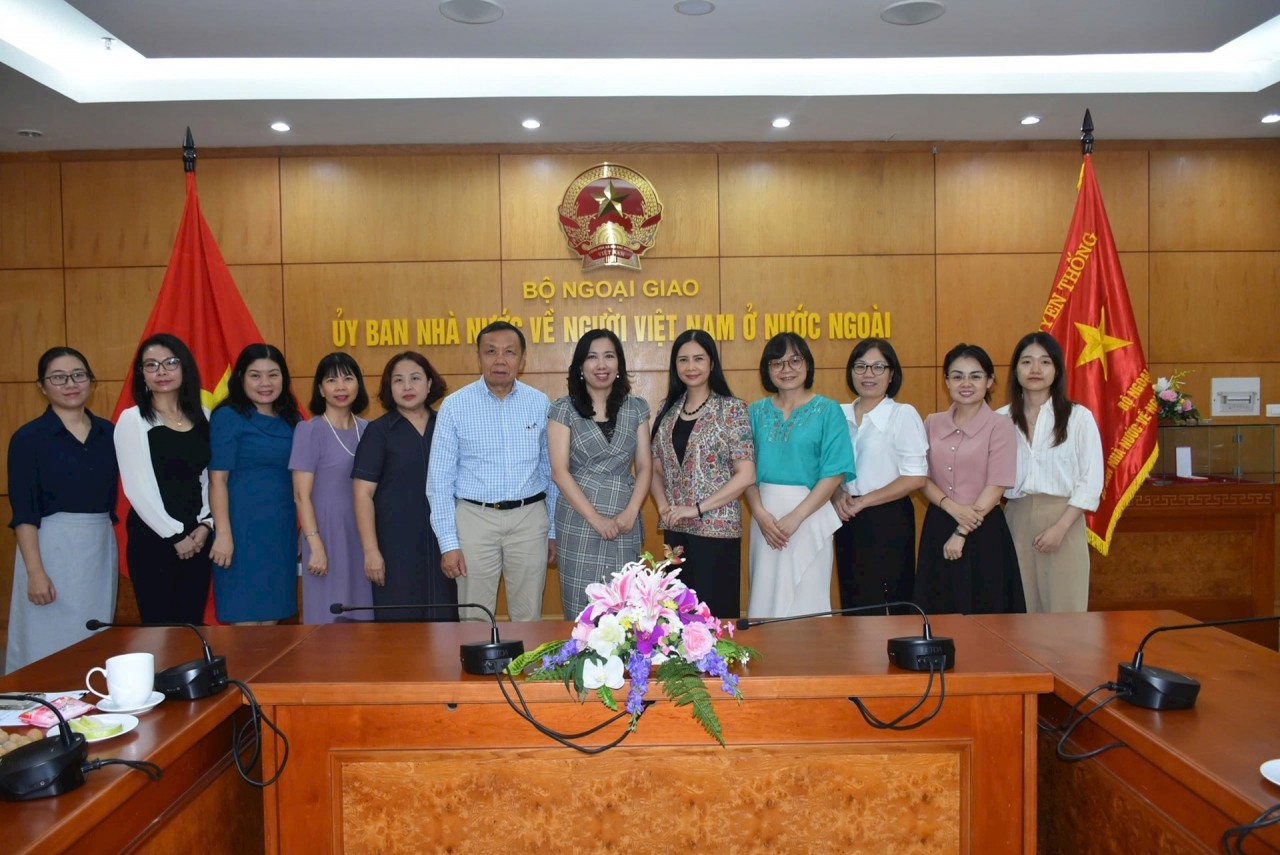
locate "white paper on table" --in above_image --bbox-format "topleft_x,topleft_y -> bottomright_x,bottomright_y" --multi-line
1174,446 -> 1207,480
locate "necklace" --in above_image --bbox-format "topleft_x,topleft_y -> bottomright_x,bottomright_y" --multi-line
157,410 -> 186,428
324,414 -> 362,457
681,396 -> 710,417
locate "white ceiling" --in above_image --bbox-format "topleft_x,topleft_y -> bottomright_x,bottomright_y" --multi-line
2,0 -> 1279,152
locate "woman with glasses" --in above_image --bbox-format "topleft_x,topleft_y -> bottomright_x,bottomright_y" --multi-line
289,352 -> 372,624
650,329 -> 755,619
6,348 -> 118,673
744,333 -> 854,618
997,332 -> 1103,612
115,333 -> 215,625
208,344 -> 302,624
914,343 -> 1024,614
832,338 -> 928,612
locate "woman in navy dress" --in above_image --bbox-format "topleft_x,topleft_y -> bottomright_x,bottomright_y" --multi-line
209,344 -> 301,624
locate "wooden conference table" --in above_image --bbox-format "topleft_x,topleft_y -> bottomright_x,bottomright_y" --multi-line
974,610 -> 1280,854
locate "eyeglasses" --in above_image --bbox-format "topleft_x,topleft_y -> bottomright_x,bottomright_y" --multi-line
946,371 -> 989,383
141,357 -> 183,374
767,355 -> 805,371
44,371 -> 90,386
853,362 -> 889,376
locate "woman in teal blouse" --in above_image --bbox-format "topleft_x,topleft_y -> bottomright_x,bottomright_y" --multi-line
744,333 -> 854,618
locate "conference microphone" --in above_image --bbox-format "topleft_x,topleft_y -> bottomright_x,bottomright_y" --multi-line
329,602 -> 525,675
0,694 -> 87,801
1116,614 -> 1280,710
736,602 -> 956,672
85,619 -> 229,701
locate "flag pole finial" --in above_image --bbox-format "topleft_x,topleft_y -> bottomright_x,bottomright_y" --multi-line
1081,110 -> 1094,156
183,127 -> 196,173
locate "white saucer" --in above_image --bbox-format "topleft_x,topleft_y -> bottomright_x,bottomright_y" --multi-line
48,714 -> 139,744
94,691 -> 164,714
1262,759 -> 1280,786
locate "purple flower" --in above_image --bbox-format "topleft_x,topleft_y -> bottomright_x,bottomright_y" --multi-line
626,651 -> 650,715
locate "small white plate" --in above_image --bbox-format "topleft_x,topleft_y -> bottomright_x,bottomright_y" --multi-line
94,691 -> 165,715
1262,759 -> 1280,786
48,714 -> 139,744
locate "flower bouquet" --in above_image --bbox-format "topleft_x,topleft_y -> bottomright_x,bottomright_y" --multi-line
506,547 -> 757,745
1154,370 -> 1202,424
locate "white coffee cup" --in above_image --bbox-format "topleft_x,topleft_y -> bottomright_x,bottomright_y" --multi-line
85,652 -> 155,708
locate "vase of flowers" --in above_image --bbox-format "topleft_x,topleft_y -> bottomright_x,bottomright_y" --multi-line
507,547 -> 757,745
1154,370 -> 1202,425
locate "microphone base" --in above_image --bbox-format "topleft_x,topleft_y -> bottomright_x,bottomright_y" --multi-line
1116,662 -> 1200,710
156,655 -> 229,701
461,639 -> 524,675
0,733 -> 87,801
887,635 -> 955,671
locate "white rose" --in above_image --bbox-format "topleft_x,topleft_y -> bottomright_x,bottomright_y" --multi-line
1153,376 -> 1171,393
587,613 -> 625,658
582,655 -> 625,690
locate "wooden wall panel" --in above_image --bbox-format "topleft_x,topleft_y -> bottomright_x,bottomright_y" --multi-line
0,382 -> 52,497
718,152 -> 935,256
65,267 -> 166,377
936,150 -> 1149,254
279,156 -> 500,263
1148,252 -> 1279,363
1150,150 -> 1280,251
0,269 -> 66,382
193,158 -> 283,265
0,162 -> 61,269
499,153 -> 720,260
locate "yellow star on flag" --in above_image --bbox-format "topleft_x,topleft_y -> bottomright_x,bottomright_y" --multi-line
1074,306 -> 1131,381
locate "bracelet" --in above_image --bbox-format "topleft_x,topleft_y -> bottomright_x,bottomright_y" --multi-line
696,501 -> 704,518
953,527 -> 967,538
939,496 -> 949,509
304,531 -> 320,539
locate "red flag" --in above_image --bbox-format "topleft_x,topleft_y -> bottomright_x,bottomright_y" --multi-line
1039,154 -> 1158,555
112,170 -> 266,620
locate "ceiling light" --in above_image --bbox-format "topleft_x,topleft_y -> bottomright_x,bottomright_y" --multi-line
1020,115 -> 1041,125
270,121 -> 291,132
772,117 -> 791,129
880,0 -> 946,26
440,0 -> 504,24
1262,114 -> 1280,124
17,129 -> 44,138
522,118 -> 541,130
674,0 -> 715,14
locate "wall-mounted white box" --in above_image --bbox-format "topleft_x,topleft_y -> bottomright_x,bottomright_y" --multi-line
1211,377 -> 1260,417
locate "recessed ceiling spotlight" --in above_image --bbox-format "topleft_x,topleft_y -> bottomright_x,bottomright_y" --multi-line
1262,113 -> 1280,124
440,0 -> 504,24
772,117 -> 791,129
880,0 -> 946,26
522,118 -> 541,130
270,121 -> 291,133
675,0 -> 715,14
1020,115 -> 1042,125
17,129 -> 44,138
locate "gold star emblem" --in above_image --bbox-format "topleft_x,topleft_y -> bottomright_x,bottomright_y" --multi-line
593,181 -> 629,219
1074,307 -> 1132,380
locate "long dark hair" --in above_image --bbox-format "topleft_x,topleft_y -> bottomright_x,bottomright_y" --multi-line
566,329 -> 631,420
652,329 -> 734,437
942,342 -> 995,404
1007,332 -> 1072,447
216,343 -> 301,427
308,352 -> 369,416
131,333 -> 206,426
37,346 -> 95,383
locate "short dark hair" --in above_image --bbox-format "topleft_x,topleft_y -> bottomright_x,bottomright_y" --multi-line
758,332 -> 815,393
845,337 -> 904,399
476,320 -> 526,353
131,333 -> 206,426
307,352 -> 370,416
217,343 -> 301,426
377,351 -> 446,411
566,329 -> 631,420
943,342 -> 996,404
37,346 -> 95,384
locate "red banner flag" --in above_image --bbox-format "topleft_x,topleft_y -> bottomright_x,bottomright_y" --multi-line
112,170 -> 266,619
1039,154 -> 1158,555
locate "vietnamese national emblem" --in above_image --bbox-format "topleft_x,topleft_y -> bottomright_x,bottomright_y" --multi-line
558,163 -> 663,272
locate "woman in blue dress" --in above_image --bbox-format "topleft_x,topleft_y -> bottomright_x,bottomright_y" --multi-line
209,344 -> 301,624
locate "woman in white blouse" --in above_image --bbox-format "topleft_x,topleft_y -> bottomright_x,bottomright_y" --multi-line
832,338 -> 928,611
998,332 -> 1103,612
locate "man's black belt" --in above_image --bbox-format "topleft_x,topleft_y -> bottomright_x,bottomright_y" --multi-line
461,492 -> 546,511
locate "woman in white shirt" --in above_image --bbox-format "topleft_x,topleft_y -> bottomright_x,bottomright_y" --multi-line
998,332 -> 1103,612
832,338 -> 928,611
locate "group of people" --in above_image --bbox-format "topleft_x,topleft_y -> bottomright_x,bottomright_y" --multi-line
6,320 -> 1103,674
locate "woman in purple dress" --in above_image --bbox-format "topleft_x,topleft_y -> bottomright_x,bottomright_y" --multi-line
289,352 -> 372,623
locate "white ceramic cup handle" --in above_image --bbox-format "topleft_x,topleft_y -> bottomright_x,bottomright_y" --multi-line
85,666 -> 110,698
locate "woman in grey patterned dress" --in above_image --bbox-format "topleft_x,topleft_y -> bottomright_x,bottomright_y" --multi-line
549,329 -> 652,620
